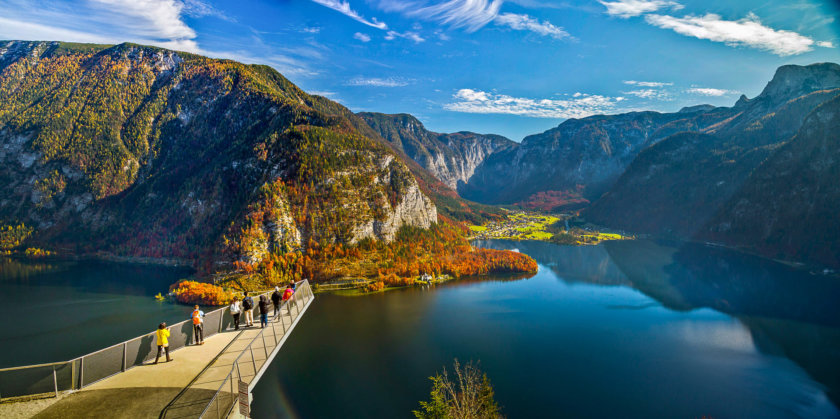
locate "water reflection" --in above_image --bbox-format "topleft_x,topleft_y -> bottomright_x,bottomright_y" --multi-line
480,239 -> 840,408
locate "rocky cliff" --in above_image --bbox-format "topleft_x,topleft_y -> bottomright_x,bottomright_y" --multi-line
358,112 -> 516,190
0,40 -> 436,267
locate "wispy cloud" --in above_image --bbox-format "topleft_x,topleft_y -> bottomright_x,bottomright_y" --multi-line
308,0 -> 388,30
354,32 -> 372,42
817,40 -> 834,48
686,87 -> 734,96
444,88 -> 625,118
347,76 -> 413,87
624,80 -> 673,87
645,12 -> 826,56
180,0 -> 232,21
494,13 -> 571,40
600,0 -> 682,18
384,30 -> 425,43
408,0 -> 503,32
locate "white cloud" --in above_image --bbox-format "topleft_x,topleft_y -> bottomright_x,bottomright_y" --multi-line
600,0 -> 682,18
623,89 -> 671,100
90,0 -> 196,42
687,87 -> 734,96
0,0 -> 201,52
444,88 -> 625,118
624,80 -> 673,87
494,13 -> 571,40
354,32 -> 372,42
302,26 -> 322,34
408,0 -> 503,32
817,40 -> 834,48
645,13 -> 817,56
308,0 -> 388,30
347,76 -> 413,87
309,90 -> 337,98
384,30 -> 425,43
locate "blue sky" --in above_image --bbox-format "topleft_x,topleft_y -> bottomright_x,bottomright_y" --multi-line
1,0 -> 838,140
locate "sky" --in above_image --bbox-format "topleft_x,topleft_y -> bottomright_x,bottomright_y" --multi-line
1,0 -> 839,141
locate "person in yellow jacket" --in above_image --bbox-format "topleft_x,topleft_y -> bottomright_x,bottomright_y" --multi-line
154,322 -> 173,364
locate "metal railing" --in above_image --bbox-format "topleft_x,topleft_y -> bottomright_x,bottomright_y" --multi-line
195,281 -> 314,419
0,288 -> 280,401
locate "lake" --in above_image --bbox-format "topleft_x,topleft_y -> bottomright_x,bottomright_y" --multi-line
0,257 -> 193,367
2,239 -> 839,418
250,240 -> 840,418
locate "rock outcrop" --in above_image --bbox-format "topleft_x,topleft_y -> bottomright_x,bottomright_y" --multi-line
358,112 -> 516,190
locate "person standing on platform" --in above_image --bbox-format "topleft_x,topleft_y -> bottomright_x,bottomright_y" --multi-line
192,305 -> 205,345
282,282 -> 295,314
271,286 -> 282,317
242,291 -> 254,327
230,297 -> 242,330
258,295 -> 269,328
154,322 -> 173,364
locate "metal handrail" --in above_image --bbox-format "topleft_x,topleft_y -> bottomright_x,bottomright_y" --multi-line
0,288 -> 278,399
197,281 -> 313,419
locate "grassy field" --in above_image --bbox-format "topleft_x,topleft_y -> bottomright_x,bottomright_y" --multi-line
468,210 -> 633,245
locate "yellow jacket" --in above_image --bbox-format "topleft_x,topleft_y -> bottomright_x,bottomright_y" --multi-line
156,328 -> 170,346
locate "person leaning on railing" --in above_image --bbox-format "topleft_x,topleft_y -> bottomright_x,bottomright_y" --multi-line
154,322 -> 173,364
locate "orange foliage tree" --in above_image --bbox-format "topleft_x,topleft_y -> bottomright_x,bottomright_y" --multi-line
169,280 -> 233,306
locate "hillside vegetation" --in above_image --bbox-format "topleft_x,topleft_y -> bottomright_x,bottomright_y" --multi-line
0,40 -> 535,288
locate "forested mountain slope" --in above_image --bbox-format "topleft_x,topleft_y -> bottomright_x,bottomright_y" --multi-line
701,95 -> 840,268
584,63 -> 840,243
0,40 -> 437,268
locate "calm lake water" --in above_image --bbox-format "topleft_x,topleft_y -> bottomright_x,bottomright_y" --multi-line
2,240 -> 840,418
251,240 -> 840,419
0,257 -> 193,367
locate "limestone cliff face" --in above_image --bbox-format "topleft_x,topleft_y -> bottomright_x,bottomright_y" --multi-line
0,40 -> 437,267
358,112 -> 516,189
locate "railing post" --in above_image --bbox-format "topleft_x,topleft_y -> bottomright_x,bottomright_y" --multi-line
219,310 -> 224,333
53,365 -> 58,398
261,333 -> 269,359
79,357 -> 84,388
122,342 -> 127,372
249,346 -> 257,377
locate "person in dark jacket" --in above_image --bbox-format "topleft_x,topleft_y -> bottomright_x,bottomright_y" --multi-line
258,294 -> 269,328
242,291 -> 254,327
271,286 -> 282,317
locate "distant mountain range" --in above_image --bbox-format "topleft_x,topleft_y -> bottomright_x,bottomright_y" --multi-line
363,63 -> 840,268
1,39 -> 837,270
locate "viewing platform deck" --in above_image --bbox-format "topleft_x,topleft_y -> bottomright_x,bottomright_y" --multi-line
0,281 -> 314,419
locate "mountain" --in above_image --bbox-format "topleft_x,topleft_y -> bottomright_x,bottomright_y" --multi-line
584,63 -> 840,244
701,95 -> 840,268
0,40 -> 437,266
358,112 -> 517,190
460,104 -> 736,209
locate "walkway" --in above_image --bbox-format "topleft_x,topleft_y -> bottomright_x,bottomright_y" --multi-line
0,281 -> 314,419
